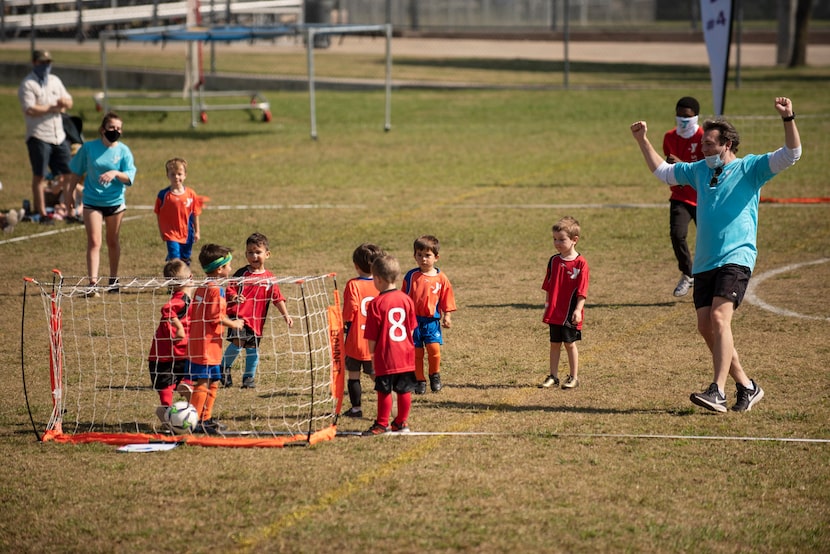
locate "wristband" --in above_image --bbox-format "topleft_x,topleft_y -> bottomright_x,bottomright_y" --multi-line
782,113 -> 796,122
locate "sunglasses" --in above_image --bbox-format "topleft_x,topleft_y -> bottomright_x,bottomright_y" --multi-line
709,167 -> 723,188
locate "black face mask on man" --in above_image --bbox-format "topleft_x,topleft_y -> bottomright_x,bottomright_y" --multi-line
104,129 -> 121,143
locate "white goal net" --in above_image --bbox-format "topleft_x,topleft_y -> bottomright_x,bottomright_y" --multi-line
21,272 -> 344,448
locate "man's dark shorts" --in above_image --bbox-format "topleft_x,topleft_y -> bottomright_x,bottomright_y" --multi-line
27,137 -> 71,177
693,264 -> 751,309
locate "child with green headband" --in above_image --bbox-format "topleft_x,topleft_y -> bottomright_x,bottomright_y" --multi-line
187,243 -> 244,434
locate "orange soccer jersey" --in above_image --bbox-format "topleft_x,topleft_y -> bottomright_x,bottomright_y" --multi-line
154,187 -> 202,243
402,269 -> 456,319
342,276 -> 379,361
188,282 -> 227,366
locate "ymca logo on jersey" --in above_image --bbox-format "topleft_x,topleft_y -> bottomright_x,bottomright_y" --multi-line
431,282 -> 441,294
569,268 -> 581,280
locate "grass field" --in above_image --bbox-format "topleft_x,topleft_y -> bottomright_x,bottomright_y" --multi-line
0,43 -> 829,553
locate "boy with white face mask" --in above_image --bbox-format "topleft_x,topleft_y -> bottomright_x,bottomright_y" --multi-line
662,96 -> 703,297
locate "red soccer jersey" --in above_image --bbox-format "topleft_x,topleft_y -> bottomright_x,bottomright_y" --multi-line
662,127 -> 703,206
154,187 -> 202,243
541,254 -> 590,330
226,268 -> 286,337
402,269 -> 456,319
364,289 -> 416,376
148,290 -> 191,362
188,281 -> 227,365
342,276 -> 379,361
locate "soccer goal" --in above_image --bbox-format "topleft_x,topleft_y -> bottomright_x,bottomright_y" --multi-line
20,271 -> 345,448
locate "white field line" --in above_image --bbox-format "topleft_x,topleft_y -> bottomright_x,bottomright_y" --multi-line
745,258 -> 830,322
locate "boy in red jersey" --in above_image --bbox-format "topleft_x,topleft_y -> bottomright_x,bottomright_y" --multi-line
342,243 -> 385,418
362,254 -> 417,435
188,244 -> 244,434
220,233 -> 293,389
148,258 -> 194,425
402,235 -> 456,394
539,216 -> 590,390
663,97 -> 702,297
154,158 -> 202,266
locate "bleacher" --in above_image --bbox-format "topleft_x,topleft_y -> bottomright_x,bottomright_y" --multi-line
0,0 -> 304,36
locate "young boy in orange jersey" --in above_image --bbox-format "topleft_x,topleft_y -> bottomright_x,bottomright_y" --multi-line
154,157 -> 202,266
402,235 -> 457,394
188,243 -> 244,434
148,258 -> 194,425
362,254 -> 417,435
220,232 -> 293,389
341,242 -> 385,418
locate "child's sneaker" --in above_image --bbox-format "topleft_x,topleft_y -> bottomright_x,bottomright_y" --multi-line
561,375 -> 579,389
343,406 -> 363,418
732,380 -> 764,412
362,422 -> 389,436
241,377 -> 256,389
690,383 -> 727,413
429,373 -> 442,392
414,381 -> 427,395
539,374 -> 559,388
155,405 -> 168,423
390,420 -> 411,433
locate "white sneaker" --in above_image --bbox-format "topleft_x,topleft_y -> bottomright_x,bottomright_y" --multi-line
673,274 -> 694,297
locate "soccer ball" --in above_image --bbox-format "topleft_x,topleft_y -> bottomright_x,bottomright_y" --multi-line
164,401 -> 199,434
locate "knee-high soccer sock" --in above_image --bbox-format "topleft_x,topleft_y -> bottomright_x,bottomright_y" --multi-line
347,378 -> 362,408
202,381 -> 220,421
158,384 -> 174,407
426,343 -> 442,376
415,347 -> 426,381
222,343 -> 242,377
191,382 -> 209,421
394,391 -> 412,425
242,347 -> 260,380
376,391 -> 393,427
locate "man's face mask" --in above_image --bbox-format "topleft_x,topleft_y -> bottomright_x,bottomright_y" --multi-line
33,63 -> 51,82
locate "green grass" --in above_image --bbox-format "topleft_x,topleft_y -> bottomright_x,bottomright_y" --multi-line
0,47 -> 829,553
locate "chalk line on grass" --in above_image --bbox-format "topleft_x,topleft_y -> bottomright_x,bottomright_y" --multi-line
745,258 -> 830,322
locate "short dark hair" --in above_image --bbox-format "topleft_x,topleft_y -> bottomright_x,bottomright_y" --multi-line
352,243 -> 384,274
676,96 -> 700,115
246,232 -> 269,250
163,258 -> 189,279
702,118 -> 741,154
414,235 -> 440,256
372,254 -> 401,284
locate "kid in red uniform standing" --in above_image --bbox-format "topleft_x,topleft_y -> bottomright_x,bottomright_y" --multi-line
662,97 -> 703,297
539,217 -> 590,390
154,157 -> 202,266
342,243 -> 385,418
220,233 -> 293,389
148,258 -> 194,424
362,255 -> 417,435
188,244 -> 244,434
402,235 -> 456,394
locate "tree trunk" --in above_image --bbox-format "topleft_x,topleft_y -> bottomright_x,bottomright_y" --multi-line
788,0 -> 812,67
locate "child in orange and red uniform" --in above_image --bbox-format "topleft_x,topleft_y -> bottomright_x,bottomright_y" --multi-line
539,217 -> 590,390
402,235 -> 456,395
154,157 -> 202,266
148,258 -> 194,424
362,254 -> 417,435
662,97 -> 702,297
188,244 -> 244,434
342,242 -> 385,418
220,233 -> 293,389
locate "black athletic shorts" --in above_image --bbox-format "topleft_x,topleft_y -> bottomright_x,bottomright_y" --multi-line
374,371 -> 417,394
693,264 -> 751,310
549,324 -> 582,344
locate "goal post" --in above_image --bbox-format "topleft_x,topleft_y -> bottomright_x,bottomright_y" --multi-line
21,272 -> 344,448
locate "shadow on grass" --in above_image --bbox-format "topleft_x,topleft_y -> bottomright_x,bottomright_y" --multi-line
468,301 -> 676,310
419,398 -> 684,416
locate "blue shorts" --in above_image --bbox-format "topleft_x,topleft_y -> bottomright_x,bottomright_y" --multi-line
166,241 -> 194,264
413,316 -> 443,348
187,361 -> 222,381
26,137 -> 71,178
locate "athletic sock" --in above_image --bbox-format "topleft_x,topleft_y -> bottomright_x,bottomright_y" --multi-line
376,392 -> 393,427
202,381 -> 220,421
426,342 -> 441,375
191,383 -> 209,421
222,343 -> 242,373
396,391 -> 412,424
158,384 -> 174,407
414,347 -> 426,381
243,347 -> 260,380
347,379 -> 362,408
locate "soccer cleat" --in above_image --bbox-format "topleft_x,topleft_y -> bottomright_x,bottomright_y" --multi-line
732,380 -> 765,412
690,383 -> 727,413
195,418 -> 228,434
241,377 -> 256,389
390,420 -> 411,433
673,274 -> 694,297
539,375 -> 560,388
561,375 -> 579,389
82,287 -> 101,298
414,381 -> 427,395
429,373 -> 442,392
362,422 -> 389,436
343,406 -> 363,418
155,405 -> 168,423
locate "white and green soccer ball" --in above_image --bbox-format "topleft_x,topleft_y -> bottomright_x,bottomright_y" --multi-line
164,401 -> 198,434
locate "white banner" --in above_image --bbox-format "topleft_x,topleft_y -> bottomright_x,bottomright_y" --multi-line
700,0 -> 733,115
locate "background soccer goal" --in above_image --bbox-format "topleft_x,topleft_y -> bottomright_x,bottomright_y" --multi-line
21,272 -> 344,448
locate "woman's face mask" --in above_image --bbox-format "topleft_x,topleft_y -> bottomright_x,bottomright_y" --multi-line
676,115 -> 699,139
104,129 -> 121,143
